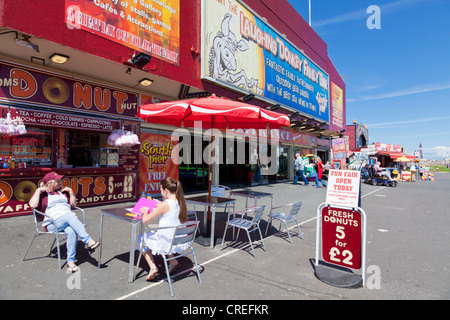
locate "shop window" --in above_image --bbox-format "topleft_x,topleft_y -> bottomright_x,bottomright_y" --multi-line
0,127 -> 52,168
67,131 -> 109,168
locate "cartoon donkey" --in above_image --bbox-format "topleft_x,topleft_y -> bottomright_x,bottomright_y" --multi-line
209,14 -> 262,94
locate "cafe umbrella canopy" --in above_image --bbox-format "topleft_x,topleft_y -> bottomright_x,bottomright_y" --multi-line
138,94 -> 290,130
138,94 -> 290,198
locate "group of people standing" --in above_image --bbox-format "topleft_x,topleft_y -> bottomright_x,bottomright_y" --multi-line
293,153 -> 327,188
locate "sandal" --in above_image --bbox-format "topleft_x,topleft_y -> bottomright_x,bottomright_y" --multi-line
146,267 -> 159,281
87,241 -> 100,252
67,263 -> 79,273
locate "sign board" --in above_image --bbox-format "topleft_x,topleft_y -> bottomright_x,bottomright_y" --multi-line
202,0 -> 330,122
139,132 -> 178,196
321,206 -> 362,270
315,203 -> 367,287
326,170 -> 360,207
65,0 -> 180,65
0,61 -> 139,118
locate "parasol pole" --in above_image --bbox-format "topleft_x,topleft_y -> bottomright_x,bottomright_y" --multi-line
207,115 -> 214,222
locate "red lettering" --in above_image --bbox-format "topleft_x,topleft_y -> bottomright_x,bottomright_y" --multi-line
10,69 -> 37,98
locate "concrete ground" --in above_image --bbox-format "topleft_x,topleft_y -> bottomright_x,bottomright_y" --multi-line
1,172 -> 449,302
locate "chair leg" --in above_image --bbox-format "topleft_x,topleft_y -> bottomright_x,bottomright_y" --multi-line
295,219 -> 304,239
53,233 -> 63,270
221,224 -> 229,249
284,221 -> 293,244
265,216 -> 272,235
134,250 -> 143,281
163,256 -> 174,297
257,226 -> 266,251
245,229 -> 256,257
22,234 -> 37,261
191,248 -> 202,284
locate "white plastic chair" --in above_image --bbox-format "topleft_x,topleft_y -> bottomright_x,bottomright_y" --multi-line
221,205 -> 266,257
134,221 -> 201,297
265,201 -> 303,243
22,207 -> 86,270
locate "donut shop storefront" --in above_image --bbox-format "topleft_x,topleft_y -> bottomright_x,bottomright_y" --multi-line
0,61 -> 140,218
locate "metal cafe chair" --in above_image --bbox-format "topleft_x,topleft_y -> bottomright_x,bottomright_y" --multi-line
187,185 -> 232,235
221,205 -> 266,257
211,184 -> 233,212
187,210 -> 201,235
134,221 -> 201,297
22,207 -> 86,270
265,201 -> 303,243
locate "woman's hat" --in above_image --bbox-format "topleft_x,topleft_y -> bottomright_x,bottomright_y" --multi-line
43,171 -> 64,183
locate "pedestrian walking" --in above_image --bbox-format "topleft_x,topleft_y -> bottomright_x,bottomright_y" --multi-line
293,153 -> 309,186
314,156 -> 327,188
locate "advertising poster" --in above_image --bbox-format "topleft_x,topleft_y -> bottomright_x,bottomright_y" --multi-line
326,169 -> 361,208
65,0 -> 180,65
139,132 -> 178,196
321,205 -> 362,270
332,137 -> 347,161
203,0 -> 329,122
331,82 -> 344,129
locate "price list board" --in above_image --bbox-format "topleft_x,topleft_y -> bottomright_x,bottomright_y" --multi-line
321,206 -> 362,270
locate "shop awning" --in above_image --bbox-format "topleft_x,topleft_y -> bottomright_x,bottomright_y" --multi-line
376,151 -> 416,160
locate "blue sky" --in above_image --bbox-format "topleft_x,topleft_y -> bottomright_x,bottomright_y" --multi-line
287,0 -> 450,159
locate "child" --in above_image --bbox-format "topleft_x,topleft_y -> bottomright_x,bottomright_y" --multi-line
138,178 -> 188,281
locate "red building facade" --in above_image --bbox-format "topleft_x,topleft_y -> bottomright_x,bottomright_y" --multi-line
0,0 -> 346,218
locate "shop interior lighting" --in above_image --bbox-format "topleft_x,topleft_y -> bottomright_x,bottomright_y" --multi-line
49,53 -> 70,64
139,78 -> 153,86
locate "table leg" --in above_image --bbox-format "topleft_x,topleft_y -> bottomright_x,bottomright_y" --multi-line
128,222 -> 138,283
203,206 -> 208,234
98,213 -> 104,268
210,204 -> 216,250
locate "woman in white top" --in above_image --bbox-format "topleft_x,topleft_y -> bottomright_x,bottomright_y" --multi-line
28,171 -> 99,273
138,178 -> 188,281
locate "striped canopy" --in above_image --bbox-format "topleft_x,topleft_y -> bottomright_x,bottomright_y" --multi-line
138,95 -> 290,130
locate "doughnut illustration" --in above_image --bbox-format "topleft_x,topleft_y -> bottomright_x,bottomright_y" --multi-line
42,77 -> 70,104
14,180 -> 37,202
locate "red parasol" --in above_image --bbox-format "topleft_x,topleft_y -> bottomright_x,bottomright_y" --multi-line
138,94 -> 290,130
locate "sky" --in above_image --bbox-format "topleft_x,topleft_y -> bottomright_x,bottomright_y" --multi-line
287,0 -> 450,159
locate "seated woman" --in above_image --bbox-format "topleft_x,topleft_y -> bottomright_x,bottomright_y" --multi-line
137,178 -> 188,281
28,171 -> 99,273
374,161 -> 394,181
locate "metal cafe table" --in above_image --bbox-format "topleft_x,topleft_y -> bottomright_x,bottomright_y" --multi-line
229,190 -> 274,211
185,195 -> 236,249
97,205 -> 150,283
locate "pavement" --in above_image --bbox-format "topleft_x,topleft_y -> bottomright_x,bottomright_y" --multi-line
1,172 -> 449,302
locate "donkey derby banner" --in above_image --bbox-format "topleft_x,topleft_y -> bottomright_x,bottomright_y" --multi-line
202,0 -> 330,123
